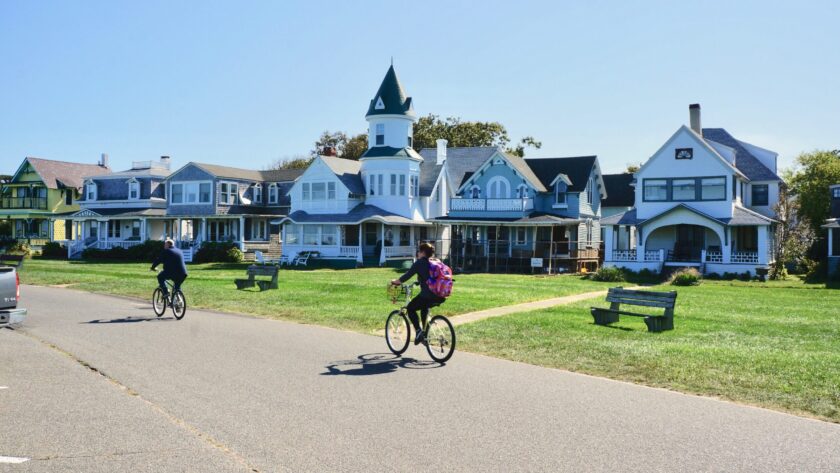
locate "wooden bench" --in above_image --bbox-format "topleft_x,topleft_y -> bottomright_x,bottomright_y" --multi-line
591,287 -> 677,332
0,254 -> 24,268
234,265 -> 279,291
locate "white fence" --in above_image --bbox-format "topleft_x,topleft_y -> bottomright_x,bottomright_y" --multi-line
384,246 -> 415,257
97,240 -> 143,250
612,249 -> 636,261
731,251 -> 759,264
339,246 -> 360,258
644,250 -> 663,262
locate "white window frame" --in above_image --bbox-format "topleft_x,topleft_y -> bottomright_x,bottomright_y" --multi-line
516,184 -> 529,199
327,182 -> 336,200
368,175 -> 376,196
170,181 -> 213,205
312,182 -> 327,200
252,183 -> 262,204
375,124 -> 385,146
555,183 -> 567,204
410,174 -> 419,198
268,183 -> 279,204
128,180 -> 140,200
586,177 -> 594,204
219,181 -> 239,205
302,183 -> 311,200
390,174 -> 397,196
469,185 -> 481,199
85,181 -> 97,201
515,227 -> 527,245
486,176 -> 510,199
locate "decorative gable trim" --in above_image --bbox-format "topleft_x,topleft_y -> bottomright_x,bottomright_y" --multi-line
10,158 -> 45,186
375,97 -> 385,110
71,208 -> 103,218
456,150 -> 543,194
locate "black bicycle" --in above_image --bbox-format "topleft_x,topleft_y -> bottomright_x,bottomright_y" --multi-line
385,282 -> 455,363
152,277 -> 187,320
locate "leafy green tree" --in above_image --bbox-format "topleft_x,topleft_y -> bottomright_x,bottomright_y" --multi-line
268,155 -> 313,170
311,131 -> 368,160
412,114 -> 541,157
770,184 -> 815,279
787,150 -> 840,236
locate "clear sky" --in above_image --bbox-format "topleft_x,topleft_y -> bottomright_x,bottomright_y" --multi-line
1,0 -> 837,175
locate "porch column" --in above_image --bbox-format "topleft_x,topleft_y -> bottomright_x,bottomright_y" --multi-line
357,224 -> 364,264
102,220 -> 108,245
48,219 -> 54,241
757,225 -> 769,264
636,238 -> 645,263
829,228 -> 834,257
604,225 -> 614,261
176,218 -> 182,243
379,224 -> 386,265
201,218 -> 207,243
723,226 -> 732,264
239,216 -> 245,251
140,218 -> 147,242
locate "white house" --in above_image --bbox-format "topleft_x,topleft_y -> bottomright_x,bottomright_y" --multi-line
602,104 -> 781,276
276,66 -> 448,266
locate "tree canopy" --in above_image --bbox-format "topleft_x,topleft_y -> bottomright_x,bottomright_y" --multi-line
787,149 -> 840,235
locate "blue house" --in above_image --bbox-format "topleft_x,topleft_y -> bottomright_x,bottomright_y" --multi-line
823,184 -> 840,277
159,162 -> 303,260
69,156 -> 171,258
433,149 -> 606,273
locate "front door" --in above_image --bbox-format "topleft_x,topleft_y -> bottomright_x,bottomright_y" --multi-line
675,225 -> 705,261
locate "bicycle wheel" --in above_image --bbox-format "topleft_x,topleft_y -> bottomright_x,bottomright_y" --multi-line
385,310 -> 411,355
171,291 -> 187,320
152,288 -> 167,317
425,315 -> 455,363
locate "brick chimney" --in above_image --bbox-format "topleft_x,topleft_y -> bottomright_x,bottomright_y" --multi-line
689,104 -> 702,134
323,146 -> 338,157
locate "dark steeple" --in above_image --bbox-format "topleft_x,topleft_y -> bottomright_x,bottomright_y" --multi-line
366,65 -> 415,118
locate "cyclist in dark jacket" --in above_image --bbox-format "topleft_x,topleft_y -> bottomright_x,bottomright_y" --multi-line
151,238 -> 188,296
391,242 -> 444,345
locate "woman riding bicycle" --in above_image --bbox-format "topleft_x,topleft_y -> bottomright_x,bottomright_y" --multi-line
390,242 -> 444,345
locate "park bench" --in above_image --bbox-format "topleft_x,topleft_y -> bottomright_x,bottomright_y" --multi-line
591,287 -> 677,332
0,254 -> 24,268
234,264 -> 279,291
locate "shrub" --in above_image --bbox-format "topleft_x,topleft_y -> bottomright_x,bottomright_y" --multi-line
82,240 -> 165,262
670,267 -> 702,286
5,241 -> 31,256
40,241 -> 67,259
769,261 -> 788,281
194,241 -> 242,263
589,266 -> 626,282
705,272 -> 721,280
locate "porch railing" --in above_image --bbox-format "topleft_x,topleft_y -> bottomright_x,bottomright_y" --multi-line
703,250 -> 723,263
0,197 -> 48,210
644,250 -> 663,262
384,245 -> 415,258
450,198 -> 534,212
97,240 -> 143,250
612,249 -> 636,261
339,246 -> 360,258
731,251 -> 759,264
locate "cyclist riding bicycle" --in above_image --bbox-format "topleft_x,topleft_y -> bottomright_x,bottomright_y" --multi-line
390,242 -> 445,345
150,238 -> 188,299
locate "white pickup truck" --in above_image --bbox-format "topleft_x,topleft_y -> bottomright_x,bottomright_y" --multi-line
0,266 -> 26,326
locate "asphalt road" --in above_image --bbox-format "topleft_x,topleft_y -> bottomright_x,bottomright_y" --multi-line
2,285 -> 839,472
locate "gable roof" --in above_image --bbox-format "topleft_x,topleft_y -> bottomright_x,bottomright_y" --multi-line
702,128 -> 780,181
602,173 -> 635,208
20,157 -> 111,189
183,163 -> 303,183
639,126 -> 746,180
455,148 -> 547,193
320,156 -> 365,195
524,156 -> 597,193
365,65 -> 414,118
418,147 -> 497,196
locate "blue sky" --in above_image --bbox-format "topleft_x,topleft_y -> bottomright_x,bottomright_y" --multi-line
1,1 -> 837,174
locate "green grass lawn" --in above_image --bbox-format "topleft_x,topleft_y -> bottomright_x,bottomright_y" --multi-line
19,259 -> 619,333
457,277 -> 840,422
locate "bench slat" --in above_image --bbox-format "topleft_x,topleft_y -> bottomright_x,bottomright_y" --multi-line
608,288 -> 676,299
593,308 -> 669,318
605,298 -> 674,309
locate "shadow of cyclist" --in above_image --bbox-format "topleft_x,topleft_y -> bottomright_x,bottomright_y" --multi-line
322,353 -> 443,376
83,316 -> 176,324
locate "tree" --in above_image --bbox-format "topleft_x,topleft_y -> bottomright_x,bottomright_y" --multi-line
770,184 -> 815,279
267,155 -> 313,170
787,150 -> 840,236
412,114 -> 541,157
311,130 -> 368,161
625,163 -> 641,173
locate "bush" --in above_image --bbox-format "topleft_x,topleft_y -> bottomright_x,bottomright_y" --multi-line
705,272 -> 721,280
670,267 -> 702,286
194,241 -> 242,263
5,241 -> 31,256
589,266 -> 626,282
40,241 -> 67,259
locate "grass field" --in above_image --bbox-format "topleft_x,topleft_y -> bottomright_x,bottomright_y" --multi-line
457,277 -> 840,422
18,259 -> 619,333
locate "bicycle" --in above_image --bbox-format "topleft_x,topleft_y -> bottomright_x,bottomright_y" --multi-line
385,282 -> 455,363
151,275 -> 187,320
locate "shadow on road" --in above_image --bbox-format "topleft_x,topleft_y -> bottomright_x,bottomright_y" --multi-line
322,353 -> 443,376
83,316 -> 176,324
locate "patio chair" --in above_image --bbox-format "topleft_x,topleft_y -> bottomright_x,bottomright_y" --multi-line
255,250 -> 266,264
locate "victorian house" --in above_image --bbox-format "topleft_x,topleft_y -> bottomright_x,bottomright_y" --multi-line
602,104 -> 781,276
276,66 -> 448,266
1,155 -> 110,250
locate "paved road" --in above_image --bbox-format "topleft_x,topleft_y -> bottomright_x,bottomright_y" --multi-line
2,285 -> 839,472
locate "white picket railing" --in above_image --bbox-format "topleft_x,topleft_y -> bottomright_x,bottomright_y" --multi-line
731,251 -> 759,264
384,246 -> 415,257
704,251 -> 723,263
98,240 -> 143,250
612,249 -> 636,261
339,246 -> 360,258
644,250 -> 663,262
451,198 -> 534,212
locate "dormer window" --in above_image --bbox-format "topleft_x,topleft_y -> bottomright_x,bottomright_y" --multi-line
128,180 -> 140,200
85,181 -> 97,201
375,124 -> 385,146
268,184 -> 279,204
253,183 -> 262,204
555,183 -> 567,204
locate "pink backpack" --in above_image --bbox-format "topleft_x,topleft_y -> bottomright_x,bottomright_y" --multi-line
427,258 -> 453,298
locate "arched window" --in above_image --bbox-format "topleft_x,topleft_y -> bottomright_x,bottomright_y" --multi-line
268,184 -> 279,204
85,181 -> 97,201
127,180 -> 140,200
486,176 -> 510,199
469,185 -> 481,199
516,184 -> 529,199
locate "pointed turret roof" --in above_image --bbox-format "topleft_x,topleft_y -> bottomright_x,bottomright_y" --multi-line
366,65 -> 415,118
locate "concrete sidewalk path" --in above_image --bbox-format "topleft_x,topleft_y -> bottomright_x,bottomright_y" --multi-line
451,286 -> 636,326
